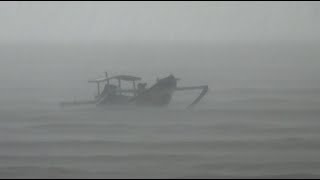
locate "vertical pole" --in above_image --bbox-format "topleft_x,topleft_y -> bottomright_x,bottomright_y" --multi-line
118,79 -> 121,95
97,82 -> 100,96
105,72 -> 109,85
133,80 -> 136,97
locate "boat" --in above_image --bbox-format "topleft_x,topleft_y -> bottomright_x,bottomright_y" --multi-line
60,72 -> 208,109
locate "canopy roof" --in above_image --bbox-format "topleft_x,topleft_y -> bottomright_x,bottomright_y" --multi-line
89,75 -> 141,83
111,75 -> 141,81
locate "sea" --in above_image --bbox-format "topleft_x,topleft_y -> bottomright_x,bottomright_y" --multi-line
1,87 -> 320,178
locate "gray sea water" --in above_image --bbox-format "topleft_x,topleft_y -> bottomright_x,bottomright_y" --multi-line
1,86 -> 320,179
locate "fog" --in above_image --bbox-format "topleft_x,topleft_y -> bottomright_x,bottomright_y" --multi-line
1,1 -> 320,178
1,2 -> 320,91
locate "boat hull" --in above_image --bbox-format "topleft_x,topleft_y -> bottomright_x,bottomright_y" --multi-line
97,75 -> 177,107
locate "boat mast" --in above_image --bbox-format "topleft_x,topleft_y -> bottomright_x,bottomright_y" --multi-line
118,78 -> 121,95
96,82 -> 100,96
105,72 -> 109,86
132,80 -> 137,96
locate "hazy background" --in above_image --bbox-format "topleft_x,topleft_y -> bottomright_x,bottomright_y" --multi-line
1,1 -> 320,178
0,1 -> 320,91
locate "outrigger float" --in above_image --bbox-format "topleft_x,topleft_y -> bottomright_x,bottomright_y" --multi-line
60,72 -> 208,109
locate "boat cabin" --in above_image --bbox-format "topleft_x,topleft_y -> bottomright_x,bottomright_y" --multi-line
88,72 -> 142,98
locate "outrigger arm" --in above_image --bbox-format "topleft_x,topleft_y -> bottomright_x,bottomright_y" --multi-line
175,85 -> 209,108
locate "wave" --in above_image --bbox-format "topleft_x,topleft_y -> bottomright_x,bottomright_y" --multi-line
0,166 -> 319,179
1,138 -> 320,150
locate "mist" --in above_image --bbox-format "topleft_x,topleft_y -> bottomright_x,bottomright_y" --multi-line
1,1 -> 320,178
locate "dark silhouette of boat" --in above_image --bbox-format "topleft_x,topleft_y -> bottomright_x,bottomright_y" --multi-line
60,72 -> 208,109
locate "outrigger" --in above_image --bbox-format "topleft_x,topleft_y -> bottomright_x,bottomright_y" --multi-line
60,72 -> 208,109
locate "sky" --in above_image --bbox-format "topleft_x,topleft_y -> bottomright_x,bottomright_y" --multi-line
0,1 -> 320,44
0,1 -> 320,92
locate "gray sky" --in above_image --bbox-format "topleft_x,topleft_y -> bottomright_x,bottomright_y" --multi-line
0,1 -> 320,44
0,1 -> 320,92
